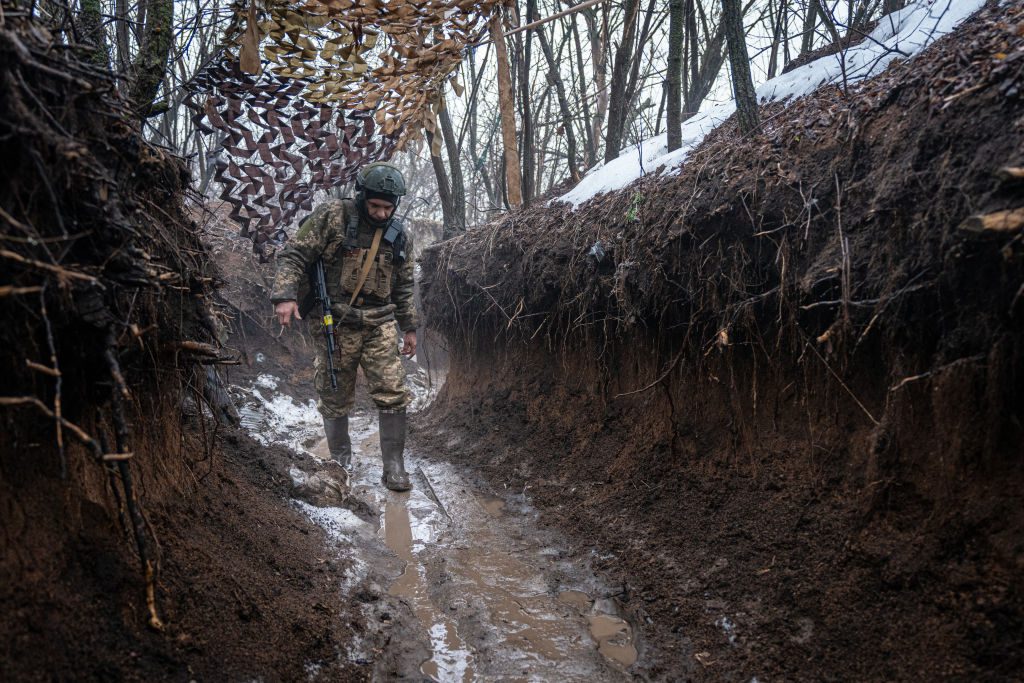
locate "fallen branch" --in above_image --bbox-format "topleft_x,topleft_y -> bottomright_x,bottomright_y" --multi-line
176,340 -> 222,356
104,327 -> 164,631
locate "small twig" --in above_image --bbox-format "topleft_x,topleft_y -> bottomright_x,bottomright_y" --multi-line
38,288 -> 65,475
614,346 -> 685,398
889,353 -> 987,392
416,465 -> 453,523
0,248 -> 98,283
102,452 -> 135,461
25,359 -> 60,377
800,332 -> 880,426
800,298 -> 879,311
942,82 -> 987,104
0,285 -> 44,296
0,396 -> 102,456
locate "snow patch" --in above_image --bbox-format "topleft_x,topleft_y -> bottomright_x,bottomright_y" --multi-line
232,381 -> 323,456
254,373 -> 279,390
293,500 -> 374,540
558,0 -> 985,208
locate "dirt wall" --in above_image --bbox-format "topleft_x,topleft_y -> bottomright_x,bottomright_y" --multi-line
0,14 -> 373,681
418,4 -> 1024,680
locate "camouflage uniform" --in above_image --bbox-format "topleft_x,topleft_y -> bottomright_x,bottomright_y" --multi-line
271,198 -> 419,418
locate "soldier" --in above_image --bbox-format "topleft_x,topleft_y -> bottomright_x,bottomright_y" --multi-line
271,162 -> 418,491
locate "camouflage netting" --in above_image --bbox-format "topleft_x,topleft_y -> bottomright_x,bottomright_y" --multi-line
187,0 -> 502,258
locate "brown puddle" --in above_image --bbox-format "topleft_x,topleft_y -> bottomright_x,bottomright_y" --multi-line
308,426 -> 639,681
588,614 -> 639,668
479,496 -> 506,516
558,590 -> 593,611
383,493 -> 474,680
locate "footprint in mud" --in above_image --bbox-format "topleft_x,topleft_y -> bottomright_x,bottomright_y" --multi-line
289,464 -> 347,507
559,591 -> 640,670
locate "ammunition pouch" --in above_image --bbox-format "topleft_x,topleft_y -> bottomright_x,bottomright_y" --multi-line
296,199 -> 407,319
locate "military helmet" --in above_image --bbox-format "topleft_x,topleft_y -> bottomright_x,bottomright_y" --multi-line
355,162 -> 407,199
355,162 -> 405,228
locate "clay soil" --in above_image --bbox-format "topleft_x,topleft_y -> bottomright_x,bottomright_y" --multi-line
418,3 -> 1024,681
0,426 -> 375,682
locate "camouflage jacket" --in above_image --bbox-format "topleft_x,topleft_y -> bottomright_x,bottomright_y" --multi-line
271,199 -> 419,331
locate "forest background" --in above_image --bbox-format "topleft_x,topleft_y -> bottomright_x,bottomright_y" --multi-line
49,0 -> 919,242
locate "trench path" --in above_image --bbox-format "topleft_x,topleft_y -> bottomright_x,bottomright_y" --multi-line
235,377 -> 639,681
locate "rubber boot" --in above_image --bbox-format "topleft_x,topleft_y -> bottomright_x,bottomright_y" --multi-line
379,409 -> 412,491
323,416 -> 352,472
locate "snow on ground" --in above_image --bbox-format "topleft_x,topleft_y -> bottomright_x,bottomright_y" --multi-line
232,378 -> 325,455
558,0 -> 986,208
232,365 -> 434,457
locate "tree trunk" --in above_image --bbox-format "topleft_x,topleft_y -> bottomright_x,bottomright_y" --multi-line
114,0 -> 131,74
666,0 -> 684,151
684,28 -> 726,119
536,26 -> 581,183
513,0 -> 536,205
489,12 -> 523,208
585,7 -> 609,163
78,0 -> 110,69
723,0 -> 759,134
603,0 -> 640,163
767,0 -> 786,79
426,127 -> 456,232
129,0 -> 175,117
571,15 -> 598,167
800,0 -> 819,54
439,103 -> 466,238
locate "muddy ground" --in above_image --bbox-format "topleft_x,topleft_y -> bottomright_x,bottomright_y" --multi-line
0,423 -> 382,681
417,4 -> 1024,682
226,353 -> 652,681
3,2 -> 1022,682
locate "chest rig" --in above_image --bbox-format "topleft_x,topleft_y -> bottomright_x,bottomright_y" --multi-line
323,199 -> 406,306
341,199 -> 408,265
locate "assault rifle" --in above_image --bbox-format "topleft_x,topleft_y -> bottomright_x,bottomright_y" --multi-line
313,257 -> 338,389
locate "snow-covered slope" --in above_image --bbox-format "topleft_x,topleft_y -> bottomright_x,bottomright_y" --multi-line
558,0 -> 985,208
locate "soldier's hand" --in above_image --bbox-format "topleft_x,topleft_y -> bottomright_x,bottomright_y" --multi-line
275,300 -> 302,327
401,330 -> 417,357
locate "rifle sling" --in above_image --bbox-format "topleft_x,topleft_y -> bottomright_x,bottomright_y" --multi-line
348,227 -> 384,308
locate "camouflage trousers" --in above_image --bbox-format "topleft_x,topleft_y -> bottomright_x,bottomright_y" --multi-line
310,320 -> 410,418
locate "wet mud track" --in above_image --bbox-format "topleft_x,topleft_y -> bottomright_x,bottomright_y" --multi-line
238,380 -> 641,680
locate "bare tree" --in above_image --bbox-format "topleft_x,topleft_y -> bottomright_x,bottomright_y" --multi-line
603,0 -> 641,162
129,0 -> 174,116
537,21 -> 581,181
723,0 -> 759,134
666,0 -> 684,151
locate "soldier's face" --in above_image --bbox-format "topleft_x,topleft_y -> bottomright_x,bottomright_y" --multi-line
367,198 -> 396,222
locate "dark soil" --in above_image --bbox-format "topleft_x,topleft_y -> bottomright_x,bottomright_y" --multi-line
0,14 -> 377,682
0,426 -> 373,682
418,3 -> 1024,681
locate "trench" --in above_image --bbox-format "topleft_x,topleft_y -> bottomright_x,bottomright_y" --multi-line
234,376 -> 641,681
